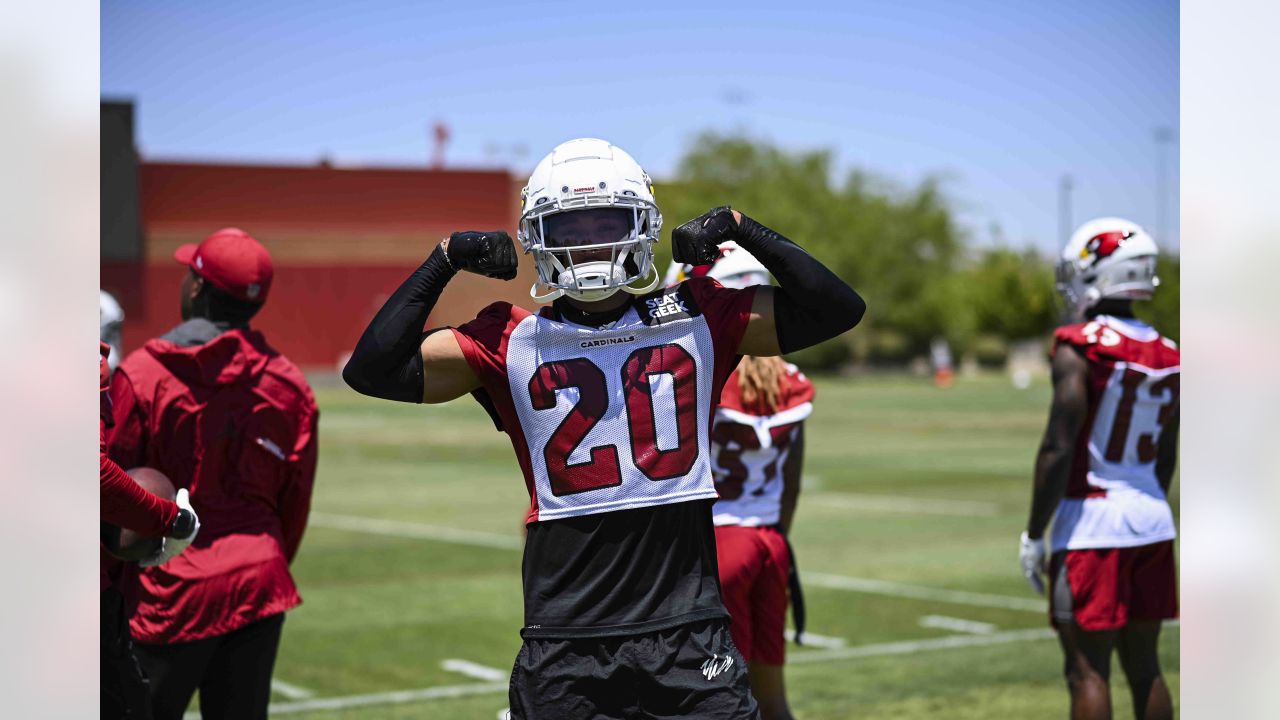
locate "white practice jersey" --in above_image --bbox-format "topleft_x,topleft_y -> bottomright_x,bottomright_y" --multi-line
710,364 -> 814,527
452,279 -> 755,523
1050,316 -> 1181,552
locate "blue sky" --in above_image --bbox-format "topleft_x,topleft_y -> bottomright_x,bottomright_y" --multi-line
102,0 -> 1179,252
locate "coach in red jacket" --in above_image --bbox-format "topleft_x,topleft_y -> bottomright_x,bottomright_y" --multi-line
106,228 -> 319,720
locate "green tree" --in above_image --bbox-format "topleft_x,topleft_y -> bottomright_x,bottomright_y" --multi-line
658,134 -> 1187,369
1135,253 -> 1179,341
661,132 -> 968,369
966,248 -> 1058,340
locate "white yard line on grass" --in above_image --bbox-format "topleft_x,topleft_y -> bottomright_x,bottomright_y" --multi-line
442,659 -> 508,682
235,625 -> 1178,716
809,492 -> 1002,517
919,615 -> 998,635
270,678 -> 316,699
308,511 -> 523,551
804,572 -> 1045,612
189,626 -> 1074,717
184,683 -> 511,720
789,627 -> 1055,664
309,512 -> 1043,614
277,682 -> 510,717
785,629 -> 847,648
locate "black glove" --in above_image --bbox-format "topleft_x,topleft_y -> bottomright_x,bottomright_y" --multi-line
671,206 -> 737,265
445,231 -> 518,280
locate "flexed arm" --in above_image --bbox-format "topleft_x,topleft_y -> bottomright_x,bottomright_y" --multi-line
671,207 -> 867,356
342,233 -> 517,404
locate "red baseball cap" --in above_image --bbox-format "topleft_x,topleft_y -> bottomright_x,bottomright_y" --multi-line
174,228 -> 274,303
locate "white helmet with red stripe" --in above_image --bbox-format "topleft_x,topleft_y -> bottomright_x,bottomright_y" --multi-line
1057,217 -> 1160,319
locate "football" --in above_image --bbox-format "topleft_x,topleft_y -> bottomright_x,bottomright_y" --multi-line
101,467 -> 175,561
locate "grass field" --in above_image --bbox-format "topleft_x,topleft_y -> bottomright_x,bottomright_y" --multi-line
253,373 -> 1178,719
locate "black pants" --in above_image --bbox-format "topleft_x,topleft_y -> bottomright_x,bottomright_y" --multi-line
134,613 -> 285,720
102,590 -> 152,720
510,618 -> 760,720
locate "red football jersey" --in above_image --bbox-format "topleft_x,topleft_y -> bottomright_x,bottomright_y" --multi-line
100,342 -> 177,593
1049,315 -> 1180,552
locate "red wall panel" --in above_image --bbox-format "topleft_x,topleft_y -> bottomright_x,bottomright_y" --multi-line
141,162 -> 515,234
104,262 -> 535,370
108,161 -> 540,370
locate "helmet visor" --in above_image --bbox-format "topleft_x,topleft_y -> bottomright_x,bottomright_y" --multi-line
543,208 -> 635,250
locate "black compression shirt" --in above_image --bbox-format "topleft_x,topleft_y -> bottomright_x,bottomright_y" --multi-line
520,499 -> 728,639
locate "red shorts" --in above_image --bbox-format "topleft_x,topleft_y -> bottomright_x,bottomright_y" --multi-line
1049,540 -> 1178,632
714,525 -> 791,665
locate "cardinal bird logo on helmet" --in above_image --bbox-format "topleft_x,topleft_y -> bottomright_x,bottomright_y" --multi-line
1080,230 -> 1136,267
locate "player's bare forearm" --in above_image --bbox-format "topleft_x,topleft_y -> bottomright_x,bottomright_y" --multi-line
671,207 -> 866,357
779,424 -> 805,536
1027,346 -> 1089,539
1028,439 -> 1072,539
739,287 -> 781,356
1156,411 -> 1179,494
419,329 -> 480,403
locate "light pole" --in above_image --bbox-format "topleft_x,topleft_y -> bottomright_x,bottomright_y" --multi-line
1153,126 -> 1175,244
1058,174 -> 1074,247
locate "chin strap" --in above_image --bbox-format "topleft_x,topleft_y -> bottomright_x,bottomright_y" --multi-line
530,283 -> 565,304
530,264 -> 660,305
620,265 -> 660,296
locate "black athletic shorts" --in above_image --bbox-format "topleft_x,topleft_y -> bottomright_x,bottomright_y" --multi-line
508,618 -> 759,719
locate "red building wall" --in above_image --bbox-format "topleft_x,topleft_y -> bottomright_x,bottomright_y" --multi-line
103,161 -> 539,370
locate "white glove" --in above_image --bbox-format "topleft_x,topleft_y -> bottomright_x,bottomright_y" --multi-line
140,489 -> 201,568
1019,531 -> 1046,595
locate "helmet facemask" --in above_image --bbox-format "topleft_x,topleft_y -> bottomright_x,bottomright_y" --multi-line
524,204 -> 658,303
1056,253 -> 1160,321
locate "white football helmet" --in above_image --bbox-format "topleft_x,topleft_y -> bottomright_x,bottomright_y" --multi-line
100,289 -> 125,371
518,138 -> 662,303
1056,217 -> 1160,320
707,241 -> 769,290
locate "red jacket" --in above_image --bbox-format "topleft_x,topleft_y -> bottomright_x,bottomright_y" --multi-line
101,342 -> 178,593
106,321 -> 319,643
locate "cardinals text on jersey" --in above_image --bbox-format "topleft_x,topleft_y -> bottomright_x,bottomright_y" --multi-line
1050,315 -> 1180,553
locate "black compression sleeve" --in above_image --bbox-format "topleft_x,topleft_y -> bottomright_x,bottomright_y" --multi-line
735,214 -> 866,354
342,244 -> 457,403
